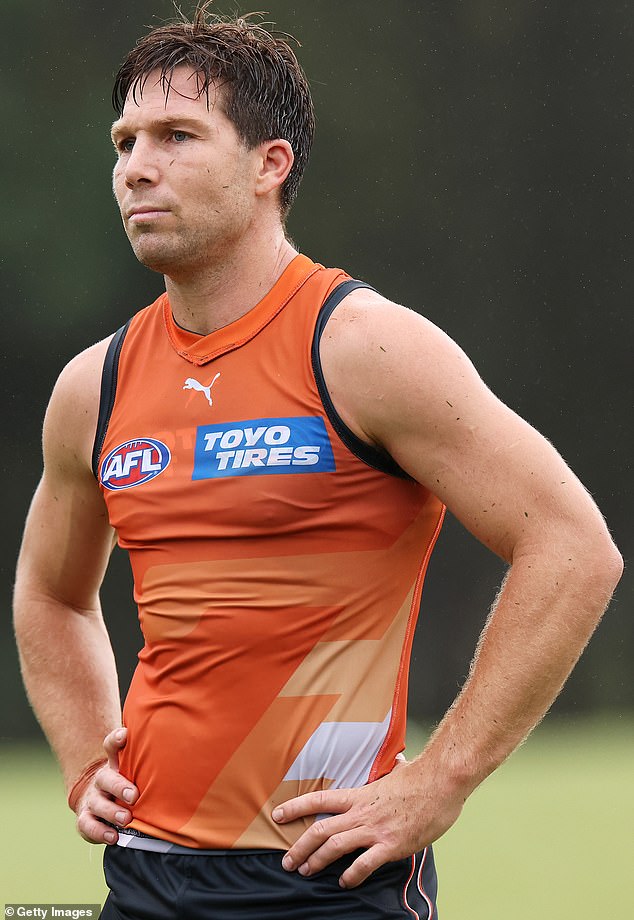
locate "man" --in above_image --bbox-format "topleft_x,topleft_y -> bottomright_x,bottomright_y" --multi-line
14,5 -> 622,919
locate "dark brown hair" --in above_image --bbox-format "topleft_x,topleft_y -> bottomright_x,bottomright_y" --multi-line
112,2 -> 315,216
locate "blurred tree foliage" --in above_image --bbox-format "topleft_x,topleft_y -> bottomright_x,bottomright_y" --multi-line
2,0 -> 631,739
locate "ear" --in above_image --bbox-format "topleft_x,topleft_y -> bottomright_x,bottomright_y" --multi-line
254,139 -> 294,199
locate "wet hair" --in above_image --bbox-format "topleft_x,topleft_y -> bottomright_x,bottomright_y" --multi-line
112,2 -> 315,216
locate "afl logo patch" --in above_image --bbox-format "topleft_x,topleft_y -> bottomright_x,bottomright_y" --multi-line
100,438 -> 171,491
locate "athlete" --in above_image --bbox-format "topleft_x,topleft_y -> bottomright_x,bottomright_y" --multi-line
14,5 -> 622,919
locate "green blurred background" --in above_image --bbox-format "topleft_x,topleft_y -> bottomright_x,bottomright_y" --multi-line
1,0 -> 631,914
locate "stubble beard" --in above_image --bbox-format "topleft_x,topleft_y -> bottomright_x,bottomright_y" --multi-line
130,231 -> 190,275
128,224 -> 216,277
127,207 -> 251,279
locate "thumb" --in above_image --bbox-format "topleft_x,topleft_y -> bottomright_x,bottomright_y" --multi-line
103,726 -> 127,772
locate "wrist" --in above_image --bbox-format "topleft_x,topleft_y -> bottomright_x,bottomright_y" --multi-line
67,757 -> 107,813
414,722 -> 495,801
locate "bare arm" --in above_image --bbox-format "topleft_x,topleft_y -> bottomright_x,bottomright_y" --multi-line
13,340 -> 138,843
274,291 -> 623,885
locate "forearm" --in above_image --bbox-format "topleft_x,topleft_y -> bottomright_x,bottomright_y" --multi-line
418,538 -> 622,797
14,590 -> 122,791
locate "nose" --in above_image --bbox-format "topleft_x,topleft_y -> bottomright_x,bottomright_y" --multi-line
123,137 -> 160,189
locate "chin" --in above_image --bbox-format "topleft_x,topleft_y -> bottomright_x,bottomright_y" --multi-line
136,254 -> 175,274
132,241 -> 182,275
129,229 -> 223,276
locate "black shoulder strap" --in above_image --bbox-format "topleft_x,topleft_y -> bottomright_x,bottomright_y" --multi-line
311,279 -> 411,480
91,321 -> 131,479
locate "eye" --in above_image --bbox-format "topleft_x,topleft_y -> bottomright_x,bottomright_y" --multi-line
117,138 -> 135,154
172,130 -> 189,143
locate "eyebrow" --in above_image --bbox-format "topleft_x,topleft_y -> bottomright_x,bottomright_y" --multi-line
110,114 -> 210,143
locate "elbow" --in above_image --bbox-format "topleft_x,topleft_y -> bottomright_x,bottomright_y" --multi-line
597,538 -> 624,593
537,515 -> 624,609
577,527 -> 623,605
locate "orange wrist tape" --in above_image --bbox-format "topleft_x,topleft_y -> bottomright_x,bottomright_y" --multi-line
67,758 -> 107,813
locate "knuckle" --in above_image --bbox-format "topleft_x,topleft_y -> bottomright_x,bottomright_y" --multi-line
102,734 -> 116,753
383,831 -> 400,851
329,833 -> 345,854
93,765 -> 111,789
76,815 -> 98,844
355,850 -> 375,872
76,796 -> 94,821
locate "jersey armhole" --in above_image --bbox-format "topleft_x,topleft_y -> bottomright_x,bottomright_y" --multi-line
311,280 -> 411,480
91,320 -> 131,479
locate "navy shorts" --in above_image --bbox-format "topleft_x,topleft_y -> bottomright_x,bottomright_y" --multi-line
100,844 -> 438,919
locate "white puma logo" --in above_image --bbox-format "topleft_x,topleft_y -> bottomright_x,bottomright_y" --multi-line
183,373 -> 221,408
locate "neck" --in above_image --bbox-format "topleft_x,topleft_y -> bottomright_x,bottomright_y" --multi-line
164,225 -> 298,336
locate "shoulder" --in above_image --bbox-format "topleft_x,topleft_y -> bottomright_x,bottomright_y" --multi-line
43,335 -> 115,477
53,335 -> 113,393
319,288 -> 483,451
321,287 -> 469,368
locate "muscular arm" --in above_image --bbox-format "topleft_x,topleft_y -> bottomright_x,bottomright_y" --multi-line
14,341 -> 138,842
274,291 -> 623,886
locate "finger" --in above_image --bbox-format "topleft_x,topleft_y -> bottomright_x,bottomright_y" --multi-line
338,843 -> 392,889
294,828 -> 371,877
94,763 -> 138,806
272,787 -> 353,824
77,809 -> 119,846
103,726 -> 127,771
84,786 -> 134,828
281,813 -> 354,871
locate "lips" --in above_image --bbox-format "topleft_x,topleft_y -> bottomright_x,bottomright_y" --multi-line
127,206 -> 170,220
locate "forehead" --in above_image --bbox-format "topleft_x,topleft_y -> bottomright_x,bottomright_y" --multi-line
113,66 -> 224,129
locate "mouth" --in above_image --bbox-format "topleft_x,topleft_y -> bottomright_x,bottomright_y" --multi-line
127,207 -> 170,223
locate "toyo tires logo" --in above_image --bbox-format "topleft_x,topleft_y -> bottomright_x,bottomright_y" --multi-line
100,438 -> 171,491
193,416 -> 336,479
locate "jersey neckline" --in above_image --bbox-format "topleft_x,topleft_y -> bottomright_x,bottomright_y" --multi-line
162,253 -> 321,366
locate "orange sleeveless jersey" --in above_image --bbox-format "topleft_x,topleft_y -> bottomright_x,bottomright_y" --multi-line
95,254 -> 445,851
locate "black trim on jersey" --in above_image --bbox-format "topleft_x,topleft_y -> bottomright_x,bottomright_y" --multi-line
91,321 -> 131,479
311,280 -> 412,480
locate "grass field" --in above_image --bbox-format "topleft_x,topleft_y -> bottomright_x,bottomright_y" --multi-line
1,714 -> 632,917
